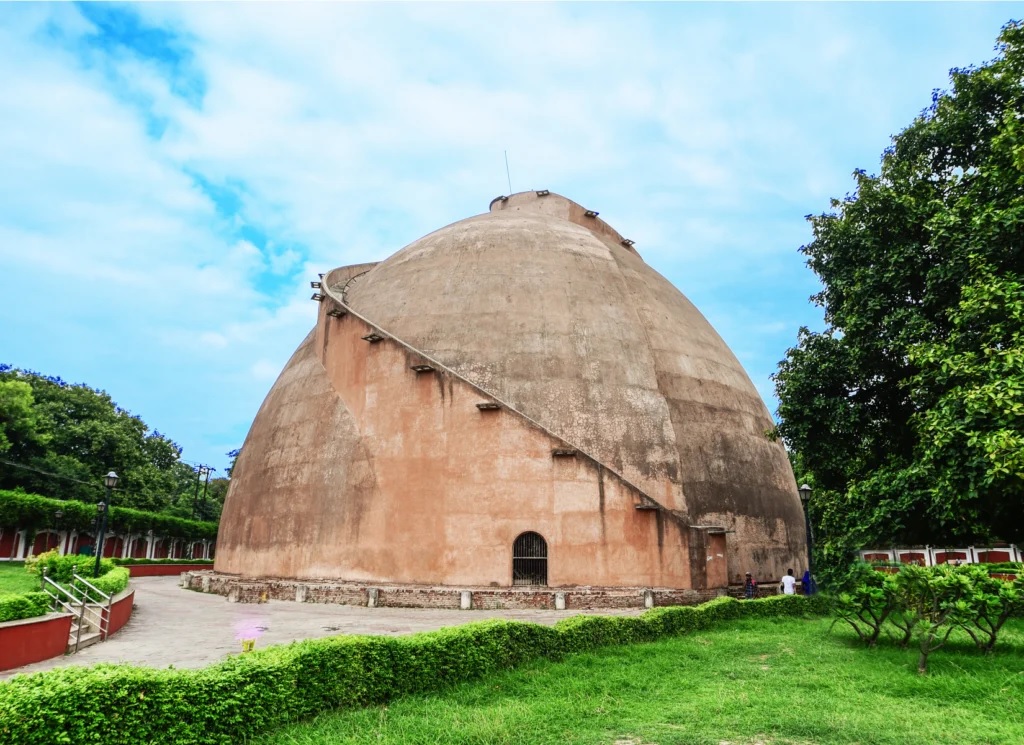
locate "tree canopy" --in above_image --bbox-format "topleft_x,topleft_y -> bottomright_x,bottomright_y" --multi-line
774,21 -> 1024,570
0,364 -> 200,513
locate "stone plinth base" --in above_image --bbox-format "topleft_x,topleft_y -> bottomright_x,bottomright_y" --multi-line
181,571 -> 727,610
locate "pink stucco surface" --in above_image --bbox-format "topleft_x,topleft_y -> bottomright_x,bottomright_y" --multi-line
217,192 -> 805,589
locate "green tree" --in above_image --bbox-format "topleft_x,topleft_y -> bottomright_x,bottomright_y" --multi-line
0,379 -> 43,454
775,21 -> 1024,572
0,365 -> 196,512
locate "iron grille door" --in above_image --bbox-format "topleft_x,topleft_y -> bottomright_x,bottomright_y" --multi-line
512,531 -> 548,586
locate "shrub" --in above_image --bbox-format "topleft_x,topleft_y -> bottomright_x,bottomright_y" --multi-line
18,553 -> 129,611
84,567 -> 130,600
0,592 -> 51,624
835,562 -> 1022,672
29,552 -> 116,584
832,563 -> 896,646
948,566 -> 1023,652
0,593 -> 828,744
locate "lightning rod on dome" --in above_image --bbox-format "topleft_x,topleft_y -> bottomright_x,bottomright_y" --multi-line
504,150 -> 512,194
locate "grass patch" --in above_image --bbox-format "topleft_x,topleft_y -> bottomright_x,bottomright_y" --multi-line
257,617 -> 1024,745
0,562 -> 39,596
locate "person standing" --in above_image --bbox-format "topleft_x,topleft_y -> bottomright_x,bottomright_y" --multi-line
780,568 -> 797,595
744,572 -> 757,599
802,569 -> 817,595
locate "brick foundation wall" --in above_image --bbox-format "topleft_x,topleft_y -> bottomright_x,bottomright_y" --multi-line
726,583 -> 812,599
182,571 -> 729,611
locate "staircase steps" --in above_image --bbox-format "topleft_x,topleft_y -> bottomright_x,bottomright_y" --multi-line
67,624 -> 103,654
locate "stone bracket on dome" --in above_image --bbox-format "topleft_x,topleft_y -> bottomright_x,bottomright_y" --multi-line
476,402 -> 501,411
634,499 -> 660,511
326,307 -> 347,318
410,363 -> 435,373
318,270 -> 676,522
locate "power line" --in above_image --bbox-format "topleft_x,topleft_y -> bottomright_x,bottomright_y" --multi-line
0,456 -> 203,504
0,458 -> 106,491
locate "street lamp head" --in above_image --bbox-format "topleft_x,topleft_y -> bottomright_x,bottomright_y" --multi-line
104,471 -> 119,489
55,509 -> 64,520
798,484 -> 812,505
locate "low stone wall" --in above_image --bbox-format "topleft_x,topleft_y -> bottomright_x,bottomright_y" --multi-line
0,612 -> 73,672
181,571 -> 727,610
107,587 -> 135,636
126,563 -> 213,578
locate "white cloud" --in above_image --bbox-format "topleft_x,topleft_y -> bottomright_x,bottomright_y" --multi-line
0,2 -> 1015,469
249,359 -> 280,382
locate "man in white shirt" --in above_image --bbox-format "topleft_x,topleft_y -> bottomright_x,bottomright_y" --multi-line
780,568 -> 797,595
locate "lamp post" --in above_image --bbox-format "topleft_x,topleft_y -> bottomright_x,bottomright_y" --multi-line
53,509 -> 64,554
798,484 -> 815,594
94,471 -> 118,577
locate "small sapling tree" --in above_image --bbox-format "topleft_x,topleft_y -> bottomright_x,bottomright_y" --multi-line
896,565 -> 972,674
831,562 -> 896,646
950,565 -> 1023,653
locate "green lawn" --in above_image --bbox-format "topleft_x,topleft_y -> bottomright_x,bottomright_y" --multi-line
0,562 -> 40,595
258,616 -> 1024,745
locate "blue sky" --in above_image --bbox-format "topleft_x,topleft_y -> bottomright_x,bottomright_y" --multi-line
0,3 -> 1017,476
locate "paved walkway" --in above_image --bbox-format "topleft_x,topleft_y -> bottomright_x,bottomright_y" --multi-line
3,576 -> 642,678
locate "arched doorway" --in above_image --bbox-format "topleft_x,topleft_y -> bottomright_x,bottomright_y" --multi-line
512,531 -> 548,586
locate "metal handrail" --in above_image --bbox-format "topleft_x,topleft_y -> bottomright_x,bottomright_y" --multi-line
72,572 -> 111,603
73,572 -> 113,640
41,572 -> 84,606
41,575 -> 105,652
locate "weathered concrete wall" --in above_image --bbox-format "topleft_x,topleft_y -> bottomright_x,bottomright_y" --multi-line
218,191 -> 805,589
341,192 -> 805,582
217,309 -> 693,588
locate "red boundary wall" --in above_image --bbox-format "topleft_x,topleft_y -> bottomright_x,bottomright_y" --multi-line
126,563 -> 212,577
108,588 -> 135,635
0,587 -> 135,673
0,613 -> 73,672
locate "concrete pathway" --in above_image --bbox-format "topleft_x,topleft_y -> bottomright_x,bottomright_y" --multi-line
3,576 -> 642,678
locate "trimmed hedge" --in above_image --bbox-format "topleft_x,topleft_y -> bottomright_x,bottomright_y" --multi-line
0,594 -> 829,745
3,555 -> 132,623
0,489 -> 218,541
32,553 -> 116,583
28,552 -> 129,601
114,558 -> 213,566
84,567 -> 130,601
0,592 -> 50,624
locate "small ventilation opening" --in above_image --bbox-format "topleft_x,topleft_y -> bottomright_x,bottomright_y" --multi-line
512,531 -> 548,586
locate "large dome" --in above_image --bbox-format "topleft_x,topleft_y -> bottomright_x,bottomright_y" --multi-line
216,191 -> 805,592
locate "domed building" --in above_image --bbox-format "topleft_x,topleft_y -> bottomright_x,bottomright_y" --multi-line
212,191 -> 806,605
